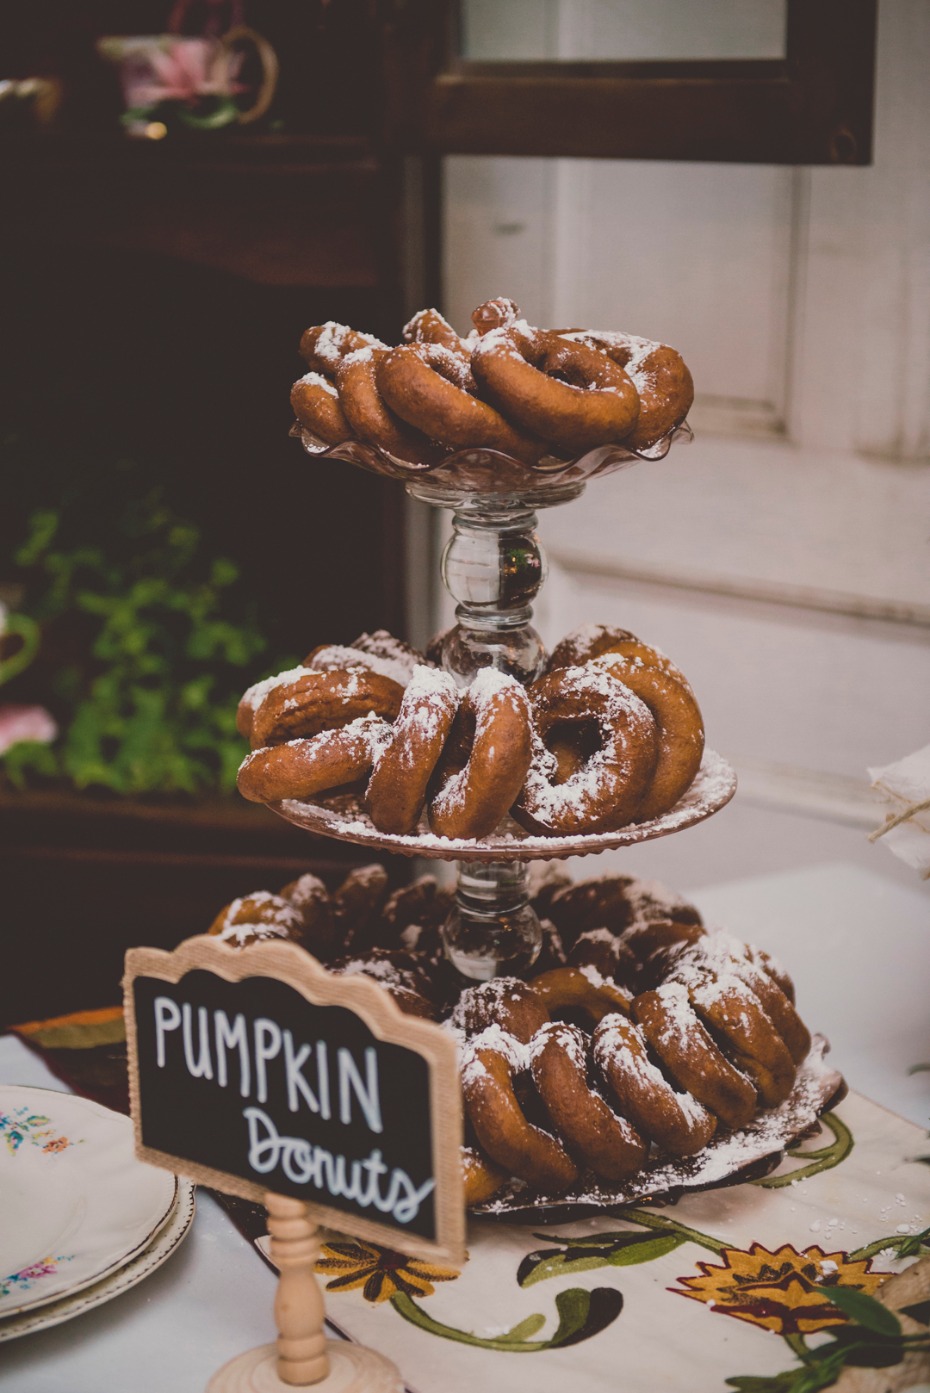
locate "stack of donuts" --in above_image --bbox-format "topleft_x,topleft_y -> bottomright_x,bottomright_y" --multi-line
291,298 -> 694,462
236,623 -> 705,840
203,865 -> 815,1203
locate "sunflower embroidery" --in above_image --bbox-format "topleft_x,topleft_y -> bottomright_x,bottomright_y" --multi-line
671,1242 -> 884,1336
316,1240 -> 460,1304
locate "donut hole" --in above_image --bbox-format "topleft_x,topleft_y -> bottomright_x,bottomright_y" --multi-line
544,717 -> 602,783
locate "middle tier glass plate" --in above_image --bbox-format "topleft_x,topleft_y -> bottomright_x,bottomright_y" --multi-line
270,748 -> 736,862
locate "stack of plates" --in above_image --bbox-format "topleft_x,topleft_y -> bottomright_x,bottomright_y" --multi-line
0,1085 -> 195,1341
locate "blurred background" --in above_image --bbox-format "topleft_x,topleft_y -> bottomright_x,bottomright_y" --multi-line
1,0 -> 927,1022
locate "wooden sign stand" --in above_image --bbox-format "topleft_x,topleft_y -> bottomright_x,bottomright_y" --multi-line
208,1194 -> 401,1391
124,936 -> 466,1393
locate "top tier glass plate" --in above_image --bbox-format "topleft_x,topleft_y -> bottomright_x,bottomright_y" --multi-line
291,422 -> 692,509
270,748 -> 736,863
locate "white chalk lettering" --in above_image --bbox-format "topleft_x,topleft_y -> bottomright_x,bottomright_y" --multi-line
214,1011 -> 250,1097
283,1030 -> 319,1115
316,1040 -> 331,1121
242,1107 -> 433,1225
182,1004 -> 213,1080
154,996 -> 181,1069
338,1046 -> 382,1134
253,1018 -> 282,1104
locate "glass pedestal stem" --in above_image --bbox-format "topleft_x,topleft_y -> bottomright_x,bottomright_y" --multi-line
442,860 -> 542,981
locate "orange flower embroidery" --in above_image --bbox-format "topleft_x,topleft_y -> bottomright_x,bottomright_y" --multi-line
671,1242 -> 884,1336
316,1240 -> 460,1304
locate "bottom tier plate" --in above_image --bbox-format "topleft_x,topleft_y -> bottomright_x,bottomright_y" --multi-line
473,1035 -> 844,1222
271,748 -> 736,861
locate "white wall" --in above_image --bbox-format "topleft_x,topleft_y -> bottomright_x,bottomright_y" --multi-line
431,0 -> 930,896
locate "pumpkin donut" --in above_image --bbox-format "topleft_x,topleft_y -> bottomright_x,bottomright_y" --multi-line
667,960 -> 797,1106
376,343 -> 544,462
403,307 -> 470,359
335,347 -> 436,464
461,1027 -> 579,1194
237,714 -> 392,804
548,624 -> 694,693
563,330 -> 694,452
237,664 -> 315,740
671,934 -> 811,1064
367,666 -> 459,835
461,1144 -> 507,1205
449,977 -> 549,1044
514,665 -> 659,837
471,324 -> 640,454
527,966 -> 633,1023
471,297 -> 522,335
633,983 -> 759,1129
249,668 -> 404,749
428,668 -> 533,840
593,1014 -> 717,1157
529,1021 -> 647,1182
590,652 -> 704,821
299,321 -> 385,375
290,372 -> 351,444
208,891 -> 306,949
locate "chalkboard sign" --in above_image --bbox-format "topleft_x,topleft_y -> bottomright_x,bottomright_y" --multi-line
124,938 -> 465,1263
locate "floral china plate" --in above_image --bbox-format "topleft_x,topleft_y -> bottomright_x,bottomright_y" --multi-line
0,1086 -> 178,1317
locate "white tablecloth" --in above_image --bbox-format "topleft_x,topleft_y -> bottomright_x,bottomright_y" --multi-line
0,862 -> 927,1392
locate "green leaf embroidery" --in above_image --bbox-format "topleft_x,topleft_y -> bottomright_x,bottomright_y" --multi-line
819,1287 -> 901,1338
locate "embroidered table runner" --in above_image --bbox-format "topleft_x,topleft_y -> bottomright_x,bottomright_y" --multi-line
294,1092 -> 930,1393
10,1010 -> 930,1391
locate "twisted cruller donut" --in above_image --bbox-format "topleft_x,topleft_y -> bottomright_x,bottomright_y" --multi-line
514,665 -> 659,836
237,714 -> 392,804
376,343 -> 544,463
249,668 -> 404,750
529,1021 -> 647,1182
471,323 -> 640,454
560,330 -> 694,452
290,373 -> 351,445
428,668 -> 533,840
335,348 -> 436,464
367,665 -> 459,835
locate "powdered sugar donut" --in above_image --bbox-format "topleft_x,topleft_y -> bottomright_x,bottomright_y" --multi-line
514,665 -> 659,836
593,1014 -> 717,1157
290,372 -> 351,444
299,321 -> 385,375
367,666 -> 459,835
471,323 -> 640,454
237,714 -> 392,804
529,1021 -> 647,1183
461,1026 -> 579,1194
335,347 -> 436,463
376,343 -> 544,462
560,330 -> 694,451
428,668 -> 533,840
249,668 -> 404,749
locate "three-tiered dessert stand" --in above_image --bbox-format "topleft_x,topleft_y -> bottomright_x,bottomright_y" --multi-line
277,424 -> 737,984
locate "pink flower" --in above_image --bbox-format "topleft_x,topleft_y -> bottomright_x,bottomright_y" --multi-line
121,38 -> 244,109
0,705 -> 58,755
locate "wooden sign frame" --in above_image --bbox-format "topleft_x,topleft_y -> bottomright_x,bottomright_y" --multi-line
124,936 -> 465,1266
